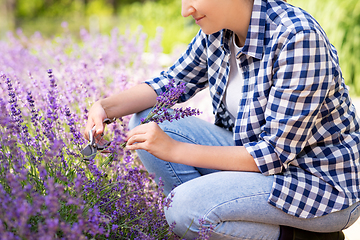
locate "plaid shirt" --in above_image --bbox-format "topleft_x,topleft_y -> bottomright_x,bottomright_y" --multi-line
145,0 -> 360,218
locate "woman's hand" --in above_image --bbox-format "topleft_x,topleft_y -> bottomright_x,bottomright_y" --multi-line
83,83 -> 158,141
126,122 -> 178,161
83,101 -> 108,141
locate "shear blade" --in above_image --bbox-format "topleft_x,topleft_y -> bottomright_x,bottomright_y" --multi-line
81,144 -> 97,160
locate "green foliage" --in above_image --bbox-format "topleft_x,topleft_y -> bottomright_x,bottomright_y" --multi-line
86,0 -> 113,16
15,0 -> 42,18
16,0 -> 83,19
117,0 -> 199,53
289,0 -> 360,95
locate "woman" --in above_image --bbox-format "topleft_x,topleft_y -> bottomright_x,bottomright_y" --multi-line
84,0 -> 360,239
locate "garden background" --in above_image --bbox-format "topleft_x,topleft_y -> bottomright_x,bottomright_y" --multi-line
0,0 -> 359,239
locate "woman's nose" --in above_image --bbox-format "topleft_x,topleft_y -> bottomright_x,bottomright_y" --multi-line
181,0 -> 195,18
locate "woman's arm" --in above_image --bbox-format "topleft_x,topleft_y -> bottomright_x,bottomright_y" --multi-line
101,83 -> 157,119
84,30 -> 208,140
84,83 -> 157,139
172,142 -> 260,172
126,121 -> 260,172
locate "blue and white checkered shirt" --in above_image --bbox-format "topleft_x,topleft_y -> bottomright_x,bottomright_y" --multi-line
145,0 -> 360,218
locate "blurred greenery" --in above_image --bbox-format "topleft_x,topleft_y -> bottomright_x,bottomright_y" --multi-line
0,0 -> 200,54
289,0 -> 360,95
1,0 -> 360,94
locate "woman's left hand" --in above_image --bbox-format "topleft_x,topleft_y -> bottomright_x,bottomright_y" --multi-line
125,122 -> 178,161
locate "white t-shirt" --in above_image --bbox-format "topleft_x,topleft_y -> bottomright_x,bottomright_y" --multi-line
224,34 -> 244,122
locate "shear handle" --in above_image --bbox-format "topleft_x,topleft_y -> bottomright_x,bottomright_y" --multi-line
89,117 -> 114,142
88,126 -> 96,147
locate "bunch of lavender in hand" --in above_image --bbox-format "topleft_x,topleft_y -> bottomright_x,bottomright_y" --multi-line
140,79 -> 202,124
119,79 -> 201,149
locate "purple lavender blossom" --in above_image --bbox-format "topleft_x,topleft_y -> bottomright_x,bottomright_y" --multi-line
45,69 -> 59,129
141,79 -> 201,124
3,75 -> 22,136
64,106 -> 86,146
26,90 -> 39,127
196,218 -> 215,240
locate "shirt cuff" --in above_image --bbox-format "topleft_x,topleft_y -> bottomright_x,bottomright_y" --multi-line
144,74 -> 171,96
244,140 -> 284,175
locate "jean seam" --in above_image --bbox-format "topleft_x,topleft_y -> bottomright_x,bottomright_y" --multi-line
166,161 -> 185,187
342,202 -> 360,230
207,229 -> 260,240
203,192 -> 271,222
210,221 -> 275,240
210,231 -> 272,240
162,128 -> 200,145
203,193 -> 273,240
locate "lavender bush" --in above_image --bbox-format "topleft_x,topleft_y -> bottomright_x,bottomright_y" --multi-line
0,24 -> 213,239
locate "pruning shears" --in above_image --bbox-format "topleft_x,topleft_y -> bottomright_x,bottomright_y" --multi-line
81,118 -> 116,161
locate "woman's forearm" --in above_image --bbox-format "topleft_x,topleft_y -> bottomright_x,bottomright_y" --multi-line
100,83 -> 158,119
171,142 -> 260,172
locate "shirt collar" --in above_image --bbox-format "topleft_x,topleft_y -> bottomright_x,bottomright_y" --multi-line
220,29 -> 232,54
220,0 -> 266,60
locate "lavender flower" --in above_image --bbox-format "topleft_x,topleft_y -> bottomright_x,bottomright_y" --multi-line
44,69 -> 59,141
141,79 -> 201,124
3,76 -> 22,136
27,90 -> 39,126
196,218 -> 215,240
64,106 -> 86,146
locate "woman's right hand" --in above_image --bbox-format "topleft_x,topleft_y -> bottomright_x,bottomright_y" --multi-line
83,100 -> 108,141
83,83 -> 158,141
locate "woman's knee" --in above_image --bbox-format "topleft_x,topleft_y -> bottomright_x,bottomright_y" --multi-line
164,186 -> 205,239
163,175 -> 223,239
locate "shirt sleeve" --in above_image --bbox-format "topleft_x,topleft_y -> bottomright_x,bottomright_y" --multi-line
245,29 -> 338,175
145,29 -> 209,103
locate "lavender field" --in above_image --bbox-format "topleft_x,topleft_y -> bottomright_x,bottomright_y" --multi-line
0,24 -> 202,239
2,17 -> 359,240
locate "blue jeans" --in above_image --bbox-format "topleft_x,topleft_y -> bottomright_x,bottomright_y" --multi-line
129,108 -> 360,240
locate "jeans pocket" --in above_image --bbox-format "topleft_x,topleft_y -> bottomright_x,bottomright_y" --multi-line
343,202 -> 360,230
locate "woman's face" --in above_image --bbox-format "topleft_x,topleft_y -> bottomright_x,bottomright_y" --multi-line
181,0 -> 254,43
181,0 -> 234,35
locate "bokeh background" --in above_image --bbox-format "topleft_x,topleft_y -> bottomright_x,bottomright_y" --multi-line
1,0 -> 360,94
0,0 -> 359,239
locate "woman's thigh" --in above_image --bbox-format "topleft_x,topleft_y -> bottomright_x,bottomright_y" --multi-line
165,171 -> 360,239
